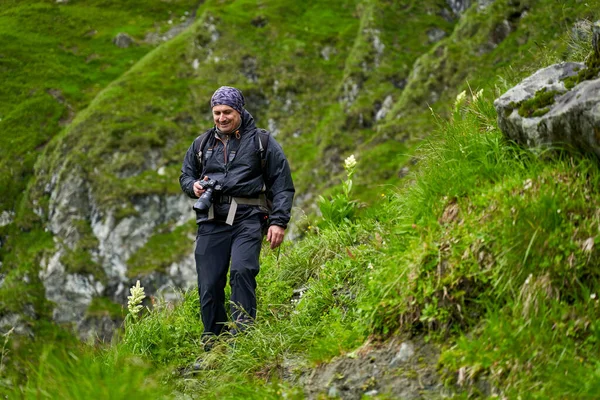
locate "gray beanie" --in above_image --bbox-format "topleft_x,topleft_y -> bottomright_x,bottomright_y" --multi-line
210,86 -> 245,115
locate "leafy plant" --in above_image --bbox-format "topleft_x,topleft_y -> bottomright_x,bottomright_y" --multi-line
318,154 -> 360,225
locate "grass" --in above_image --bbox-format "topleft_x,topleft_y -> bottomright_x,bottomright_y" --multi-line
3,0 -> 600,398
2,83 -> 600,399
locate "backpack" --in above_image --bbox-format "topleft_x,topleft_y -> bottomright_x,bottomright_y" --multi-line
193,128 -> 270,177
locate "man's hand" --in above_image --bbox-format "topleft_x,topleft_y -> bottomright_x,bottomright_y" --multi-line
266,225 -> 285,249
193,177 -> 209,197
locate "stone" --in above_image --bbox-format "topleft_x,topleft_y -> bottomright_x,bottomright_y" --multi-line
494,62 -> 600,157
0,211 -> 14,227
427,28 -> 447,43
328,385 -> 339,398
446,0 -> 472,15
389,342 -> 416,367
113,33 -> 135,48
375,95 -> 394,122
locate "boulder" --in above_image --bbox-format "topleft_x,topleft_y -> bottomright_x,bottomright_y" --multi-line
494,62 -> 600,157
113,33 -> 135,48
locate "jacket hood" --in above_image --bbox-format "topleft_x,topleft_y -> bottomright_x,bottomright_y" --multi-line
240,109 -> 257,133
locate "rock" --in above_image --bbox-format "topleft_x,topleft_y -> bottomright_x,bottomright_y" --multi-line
113,33 -> 135,48
302,338 -> 444,399
447,0 -> 472,15
494,62 -> 600,157
42,160 -> 196,338
375,95 -> 394,122
328,385 -> 339,398
477,0 -> 495,10
242,55 -> 258,83
389,342 -> 416,367
427,28 -> 447,43
268,118 -> 280,137
0,210 -> 14,227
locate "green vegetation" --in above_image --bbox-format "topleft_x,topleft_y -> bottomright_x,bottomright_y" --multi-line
0,0 -> 199,213
514,87 -> 563,118
2,0 -> 600,398
86,296 -> 123,319
127,220 -> 196,277
5,92 -> 600,398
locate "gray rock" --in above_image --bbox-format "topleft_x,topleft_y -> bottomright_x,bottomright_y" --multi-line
328,385 -> 339,398
427,28 -> 447,43
447,0 -> 472,15
0,211 -> 14,227
375,95 -> 394,122
43,161 -> 196,337
389,342 -> 416,367
477,0 -> 495,10
494,62 -> 600,157
113,33 -> 135,48
0,314 -> 32,337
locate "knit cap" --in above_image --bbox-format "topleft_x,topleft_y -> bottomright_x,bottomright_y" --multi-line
210,86 -> 245,115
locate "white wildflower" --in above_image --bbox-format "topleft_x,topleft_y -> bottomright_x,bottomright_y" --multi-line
582,237 -> 594,253
367,263 -> 374,270
344,154 -> 357,171
591,293 -> 597,300
454,90 -> 466,107
472,89 -> 484,101
523,179 -> 533,190
127,280 -> 146,318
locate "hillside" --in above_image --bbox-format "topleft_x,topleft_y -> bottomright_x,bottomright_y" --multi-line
1,0 -> 600,398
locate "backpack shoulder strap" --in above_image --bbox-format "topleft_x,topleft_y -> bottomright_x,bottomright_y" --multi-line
256,129 -> 270,170
193,129 -> 213,173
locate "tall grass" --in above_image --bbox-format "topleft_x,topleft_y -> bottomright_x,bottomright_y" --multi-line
5,91 -> 600,398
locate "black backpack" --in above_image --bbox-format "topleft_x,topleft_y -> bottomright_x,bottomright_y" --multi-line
193,128 -> 270,175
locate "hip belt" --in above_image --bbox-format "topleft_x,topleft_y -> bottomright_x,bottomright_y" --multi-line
207,194 -> 268,225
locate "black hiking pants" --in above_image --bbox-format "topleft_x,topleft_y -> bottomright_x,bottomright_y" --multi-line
194,214 -> 263,336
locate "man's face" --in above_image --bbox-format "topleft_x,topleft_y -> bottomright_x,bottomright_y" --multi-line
212,105 -> 241,134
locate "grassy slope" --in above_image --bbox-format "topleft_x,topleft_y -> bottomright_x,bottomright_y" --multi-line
8,90 -> 600,398
7,0 -> 451,283
0,0 -> 199,212
2,0 -> 600,397
0,0 -> 198,331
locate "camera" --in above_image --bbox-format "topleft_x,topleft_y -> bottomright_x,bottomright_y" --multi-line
193,179 -> 222,212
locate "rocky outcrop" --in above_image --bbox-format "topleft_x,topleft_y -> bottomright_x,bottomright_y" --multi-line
299,337 -> 446,399
494,62 -> 600,156
41,167 -> 197,340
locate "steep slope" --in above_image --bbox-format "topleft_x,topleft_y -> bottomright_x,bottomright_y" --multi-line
1,0 -> 599,342
1,0 -> 454,338
0,0 -> 200,213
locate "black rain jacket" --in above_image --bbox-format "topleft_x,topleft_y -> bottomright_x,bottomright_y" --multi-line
179,109 -> 295,228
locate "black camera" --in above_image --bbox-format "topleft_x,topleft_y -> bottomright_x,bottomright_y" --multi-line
193,179 -> 222,212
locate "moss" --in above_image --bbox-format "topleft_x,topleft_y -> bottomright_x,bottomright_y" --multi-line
126,220 -> 196,277
517,88 -> 561,118
0,228 -> 54,316
563,65 -> 600,90
86,296 -> 124,319
59,219 -> 105,281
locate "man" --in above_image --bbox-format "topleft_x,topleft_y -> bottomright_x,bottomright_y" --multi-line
179,86 -> 294,346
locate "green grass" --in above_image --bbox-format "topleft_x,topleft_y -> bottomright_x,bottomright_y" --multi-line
77,94 -> 600,397
4,79 -> 600,399
0,0 -> 199,212
3,0 -> 600,398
